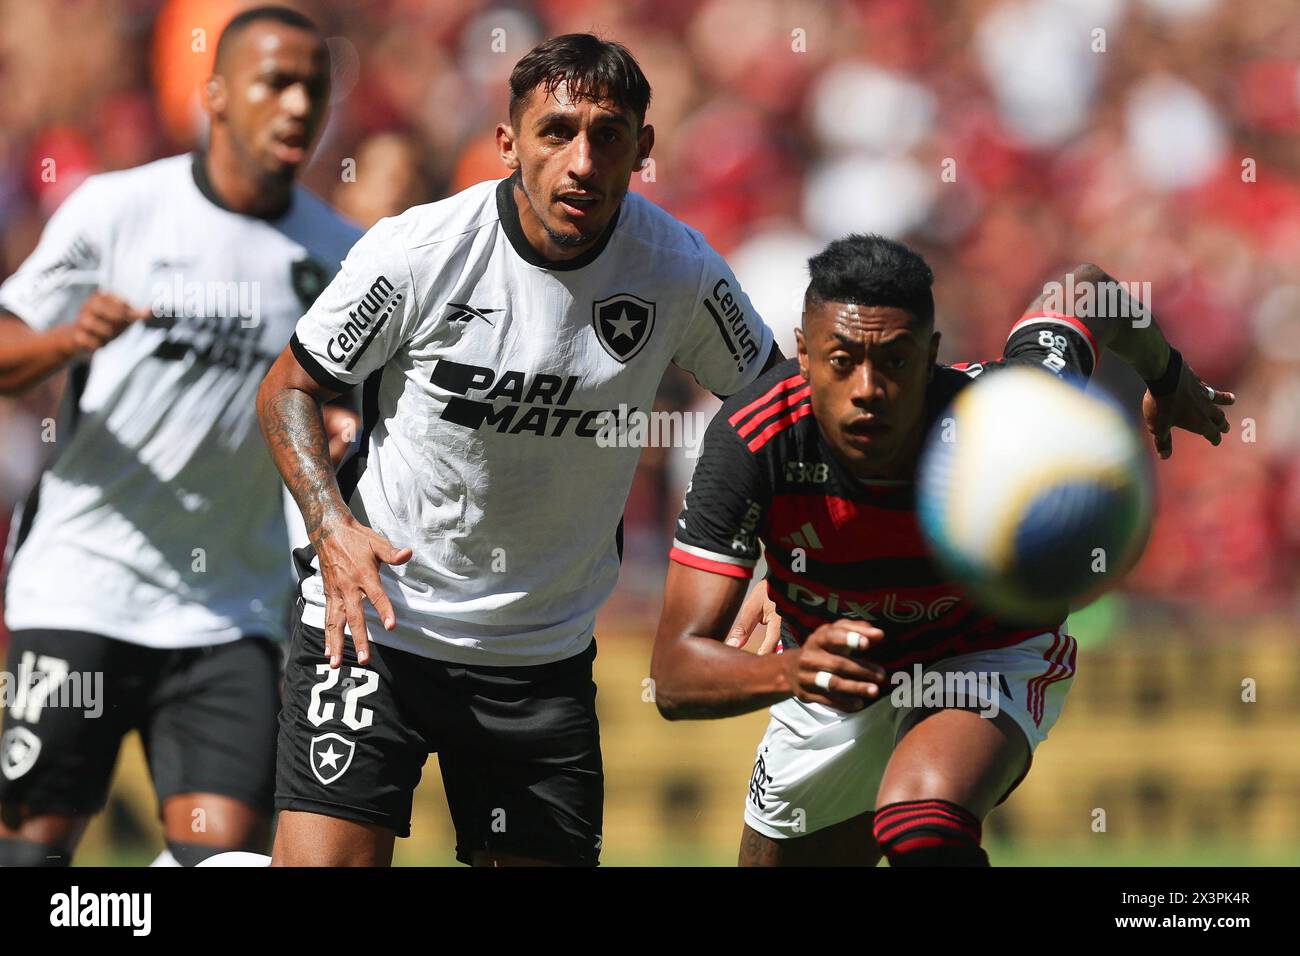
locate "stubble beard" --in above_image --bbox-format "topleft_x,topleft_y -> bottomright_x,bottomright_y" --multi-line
519,174 -> 602,248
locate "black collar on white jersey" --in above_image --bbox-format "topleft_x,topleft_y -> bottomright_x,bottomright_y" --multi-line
191,152 -> 293,222
495,171 -> 622,271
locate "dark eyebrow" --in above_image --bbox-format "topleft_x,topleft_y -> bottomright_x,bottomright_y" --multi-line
256,60 -> 323,81
534,109 -> 635,133
592,111 -> 636,132
534,111 -> 578,129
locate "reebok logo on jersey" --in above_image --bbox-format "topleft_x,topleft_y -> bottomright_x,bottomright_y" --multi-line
326,274 -> 401,371
444,302 -> 501,325
702,278 -> 759,373
432,359 -> 629,439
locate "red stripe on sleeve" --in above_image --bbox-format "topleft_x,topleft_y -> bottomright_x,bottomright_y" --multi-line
668,547 -> 753,579
746,403 -> 814,452
1011,312 -> 1100,369
728,374 -> 805,427
736,385 -> 811,439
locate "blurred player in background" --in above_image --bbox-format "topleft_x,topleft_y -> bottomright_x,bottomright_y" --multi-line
651,234 -> 1234,866
0,6 -> 358,866
257,33 -> 780,866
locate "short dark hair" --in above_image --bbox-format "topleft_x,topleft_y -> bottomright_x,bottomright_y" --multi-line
214,5 -> 322,73
509,33 -> 651,126
804,234 -> 935,328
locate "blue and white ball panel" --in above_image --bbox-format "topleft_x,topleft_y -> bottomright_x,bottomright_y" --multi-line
919,367 -> 1152,619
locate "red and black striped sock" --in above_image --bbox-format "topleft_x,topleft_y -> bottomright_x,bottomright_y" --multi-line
872,799 -> 990,867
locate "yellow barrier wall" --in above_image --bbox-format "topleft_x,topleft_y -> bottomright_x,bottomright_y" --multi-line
49,619 -> 1300,866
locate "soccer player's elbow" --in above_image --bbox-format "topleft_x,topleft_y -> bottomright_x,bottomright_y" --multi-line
254,372 -> 274,422
655,695 -> 681,721
649,660 -> 685,721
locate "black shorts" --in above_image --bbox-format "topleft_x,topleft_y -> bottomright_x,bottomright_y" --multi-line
275,617 -> 603,865
0,629 -> 280,818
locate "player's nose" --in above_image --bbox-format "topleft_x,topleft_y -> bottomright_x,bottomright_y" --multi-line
567,132 -> 596,180
281,82 -> 312,118
852,363 -> 885,402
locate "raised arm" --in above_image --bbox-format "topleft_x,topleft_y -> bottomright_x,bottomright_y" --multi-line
1026,263 -> 1235,458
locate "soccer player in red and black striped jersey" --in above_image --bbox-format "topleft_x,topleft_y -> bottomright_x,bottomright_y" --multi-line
650,234 -> 1234,866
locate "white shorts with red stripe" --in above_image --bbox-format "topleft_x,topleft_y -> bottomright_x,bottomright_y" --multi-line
742,628 -> 1077,839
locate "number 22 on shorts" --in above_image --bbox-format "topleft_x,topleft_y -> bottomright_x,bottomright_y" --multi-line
307,665 -> 379,730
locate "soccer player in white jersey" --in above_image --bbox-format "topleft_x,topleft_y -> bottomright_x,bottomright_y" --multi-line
0,7 -> 359,866
257,33 -> 781,866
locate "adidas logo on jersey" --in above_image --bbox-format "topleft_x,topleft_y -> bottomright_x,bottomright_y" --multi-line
779,522 -> 823,550
327,274 -> 401,370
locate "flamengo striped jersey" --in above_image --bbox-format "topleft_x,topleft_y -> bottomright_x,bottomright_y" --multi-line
670,313 -> 1099,673
290,174 -> 775,665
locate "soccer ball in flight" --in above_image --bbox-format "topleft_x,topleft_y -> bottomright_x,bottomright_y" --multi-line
917,366 -> 1154,623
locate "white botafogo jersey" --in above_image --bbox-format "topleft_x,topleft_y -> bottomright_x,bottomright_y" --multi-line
1,153 -> 361,647
292,175 -> 774,665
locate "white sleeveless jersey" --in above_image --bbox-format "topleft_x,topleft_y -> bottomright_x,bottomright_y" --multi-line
1,154 -> 361,647
291,175 -> 774,665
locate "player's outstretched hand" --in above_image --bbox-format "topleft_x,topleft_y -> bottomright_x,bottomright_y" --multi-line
785,620 -> 887,712
315,515 -> 413,668
725,579 -> 782,654
1143,357 -> 1235,460
69,291 -> 149,354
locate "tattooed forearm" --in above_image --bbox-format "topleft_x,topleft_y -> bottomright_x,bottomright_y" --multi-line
258,385 -> 350,543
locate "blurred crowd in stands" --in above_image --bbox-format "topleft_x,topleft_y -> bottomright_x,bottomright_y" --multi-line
1,0 -> 1296,627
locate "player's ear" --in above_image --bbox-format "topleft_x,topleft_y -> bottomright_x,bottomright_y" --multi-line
205,75 -> 228,116
496,122 -> 520,171
928,330 -> 941,379
795,328 -> 809,380
635,123 -> 654,170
